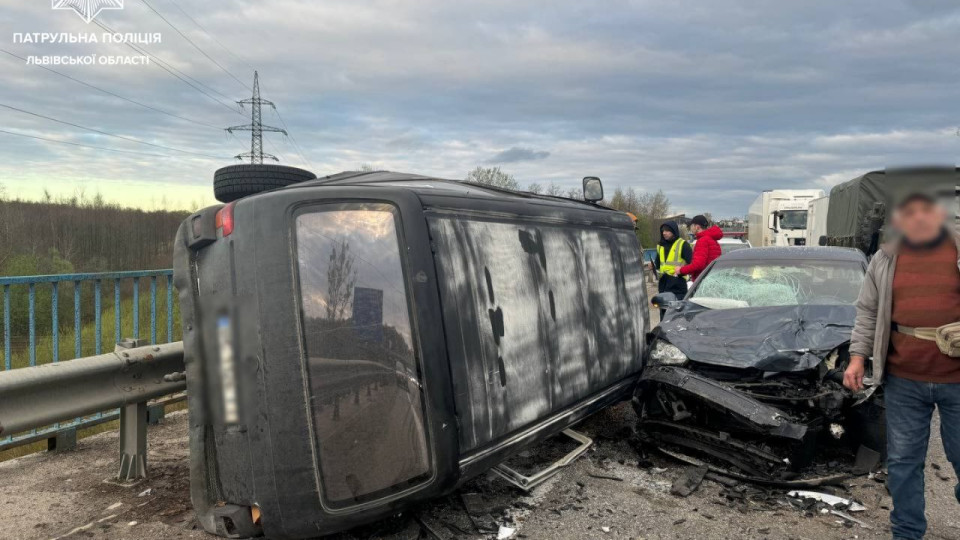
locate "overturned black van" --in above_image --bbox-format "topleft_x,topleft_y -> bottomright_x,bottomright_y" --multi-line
173,170 -> 649,538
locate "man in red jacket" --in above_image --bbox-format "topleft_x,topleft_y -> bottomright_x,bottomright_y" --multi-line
671,215 -> 723,281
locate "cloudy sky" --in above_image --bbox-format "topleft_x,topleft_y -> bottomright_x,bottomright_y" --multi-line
1,0 -> 959,215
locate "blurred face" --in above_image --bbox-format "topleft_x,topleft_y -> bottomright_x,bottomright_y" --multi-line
690,224 -> 703,235
662,229 -> 675,241
892,198 -> 947,245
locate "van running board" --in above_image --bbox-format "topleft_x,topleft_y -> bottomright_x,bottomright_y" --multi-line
491,429 -> 593,492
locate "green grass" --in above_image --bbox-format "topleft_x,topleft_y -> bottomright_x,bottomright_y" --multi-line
4,291 -> 182,370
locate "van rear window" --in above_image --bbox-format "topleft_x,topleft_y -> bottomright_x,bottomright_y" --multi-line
295,203 -> 431,507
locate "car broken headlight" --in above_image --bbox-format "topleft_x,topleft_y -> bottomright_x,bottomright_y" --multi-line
649,340 -> 689,366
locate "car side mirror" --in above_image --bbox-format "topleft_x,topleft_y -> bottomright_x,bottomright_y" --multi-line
582,176 -> 603,203
819,235 -> 828,247
651,292 -> 678,308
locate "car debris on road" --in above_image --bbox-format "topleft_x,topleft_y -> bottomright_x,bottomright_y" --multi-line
787,490 -> 866,512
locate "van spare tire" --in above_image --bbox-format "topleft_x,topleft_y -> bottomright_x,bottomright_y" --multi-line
213,164 -> 317,202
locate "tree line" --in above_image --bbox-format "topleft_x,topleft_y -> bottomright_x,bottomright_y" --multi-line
0,190 -> 188,363
0,192 -> 188,276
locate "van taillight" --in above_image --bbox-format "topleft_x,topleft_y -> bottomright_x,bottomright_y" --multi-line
215,202 -> 236,237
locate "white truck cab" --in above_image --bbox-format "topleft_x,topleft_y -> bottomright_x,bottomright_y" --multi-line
748,189 -> 826,247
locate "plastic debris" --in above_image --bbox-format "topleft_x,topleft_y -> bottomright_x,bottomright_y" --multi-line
671,466 -> 708,497
787,491 -> 866,512
497,526 -> 516,540
853,446 -> 882,475
830,509 -> 873,529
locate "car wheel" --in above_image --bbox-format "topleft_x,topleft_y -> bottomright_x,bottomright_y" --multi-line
213,164 -> 317,203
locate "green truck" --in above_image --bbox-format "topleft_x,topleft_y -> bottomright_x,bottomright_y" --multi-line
824,167 -> 957,255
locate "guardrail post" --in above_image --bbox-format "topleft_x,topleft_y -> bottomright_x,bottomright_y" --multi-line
147,403 -> 166,425
117,401 -> 148,482
116,338 -> 150,482
47,428 -> 77,453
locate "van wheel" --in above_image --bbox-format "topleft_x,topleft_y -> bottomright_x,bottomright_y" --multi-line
213,164 -> 316,202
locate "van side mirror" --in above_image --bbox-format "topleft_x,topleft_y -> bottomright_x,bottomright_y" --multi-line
819,235 -> 828,247
651,292 -> 678,308
583,177 -> 603,203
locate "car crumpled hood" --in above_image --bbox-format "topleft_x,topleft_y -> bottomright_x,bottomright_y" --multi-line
657,303 -> 857,372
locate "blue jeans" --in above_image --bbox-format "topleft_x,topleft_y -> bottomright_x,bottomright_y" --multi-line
885,374 -> 960,539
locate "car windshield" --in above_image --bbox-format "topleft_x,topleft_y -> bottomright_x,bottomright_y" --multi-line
778,210 -> 808,230
689,259 -> 864,310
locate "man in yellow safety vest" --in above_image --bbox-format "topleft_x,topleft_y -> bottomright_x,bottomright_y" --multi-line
653,221 -> 692,317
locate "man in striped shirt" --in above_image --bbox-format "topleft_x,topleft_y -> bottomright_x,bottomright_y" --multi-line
845,189 -> 960,540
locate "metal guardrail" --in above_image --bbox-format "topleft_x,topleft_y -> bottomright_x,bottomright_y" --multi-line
0,340 -> 186,480
0,269 -> 176,453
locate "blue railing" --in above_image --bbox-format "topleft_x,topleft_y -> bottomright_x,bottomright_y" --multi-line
1,270 -> 175,370
0,269 -> 178,453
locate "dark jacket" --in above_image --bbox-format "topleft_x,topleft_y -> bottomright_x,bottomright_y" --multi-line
680,225 -> 724,281
654,221 -> 693,296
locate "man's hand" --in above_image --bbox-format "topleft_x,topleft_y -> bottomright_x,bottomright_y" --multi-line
843,356 -> 866,392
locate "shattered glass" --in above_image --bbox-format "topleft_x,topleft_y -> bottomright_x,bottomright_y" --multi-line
691,261 -> 864,310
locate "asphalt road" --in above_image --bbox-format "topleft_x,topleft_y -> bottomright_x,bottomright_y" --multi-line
1,403 -> 958,540
3,288 -> 958,540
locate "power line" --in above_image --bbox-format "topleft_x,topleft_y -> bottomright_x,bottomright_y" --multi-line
139,0 -> 251,91
1,103 -> 233,160
0,48 -> 225,131
228,130 -> 263,160
156,1 -> 315,170
164,0 -> 255,72
92,19 -> 243,115
270,106 -> 314,170
0,128 -> 170,157
227,71 -> 286,163
264,137 -> 285,162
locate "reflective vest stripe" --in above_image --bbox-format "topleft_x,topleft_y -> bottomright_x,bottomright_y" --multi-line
657,239 -> 688,275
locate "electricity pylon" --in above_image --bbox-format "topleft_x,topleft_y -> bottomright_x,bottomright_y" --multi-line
227,71 -> 286,164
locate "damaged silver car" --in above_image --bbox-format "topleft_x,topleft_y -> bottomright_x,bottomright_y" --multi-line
638,247 -> 884,485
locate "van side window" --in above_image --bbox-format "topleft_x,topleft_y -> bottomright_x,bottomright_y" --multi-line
295,203 -> 431,507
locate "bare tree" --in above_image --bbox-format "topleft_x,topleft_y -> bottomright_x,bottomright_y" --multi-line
465,166 -> 520,190
326,239 -> 357,321
607,187 -> 672,247
526,182 -> 544,194
545,183 -> 565,197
